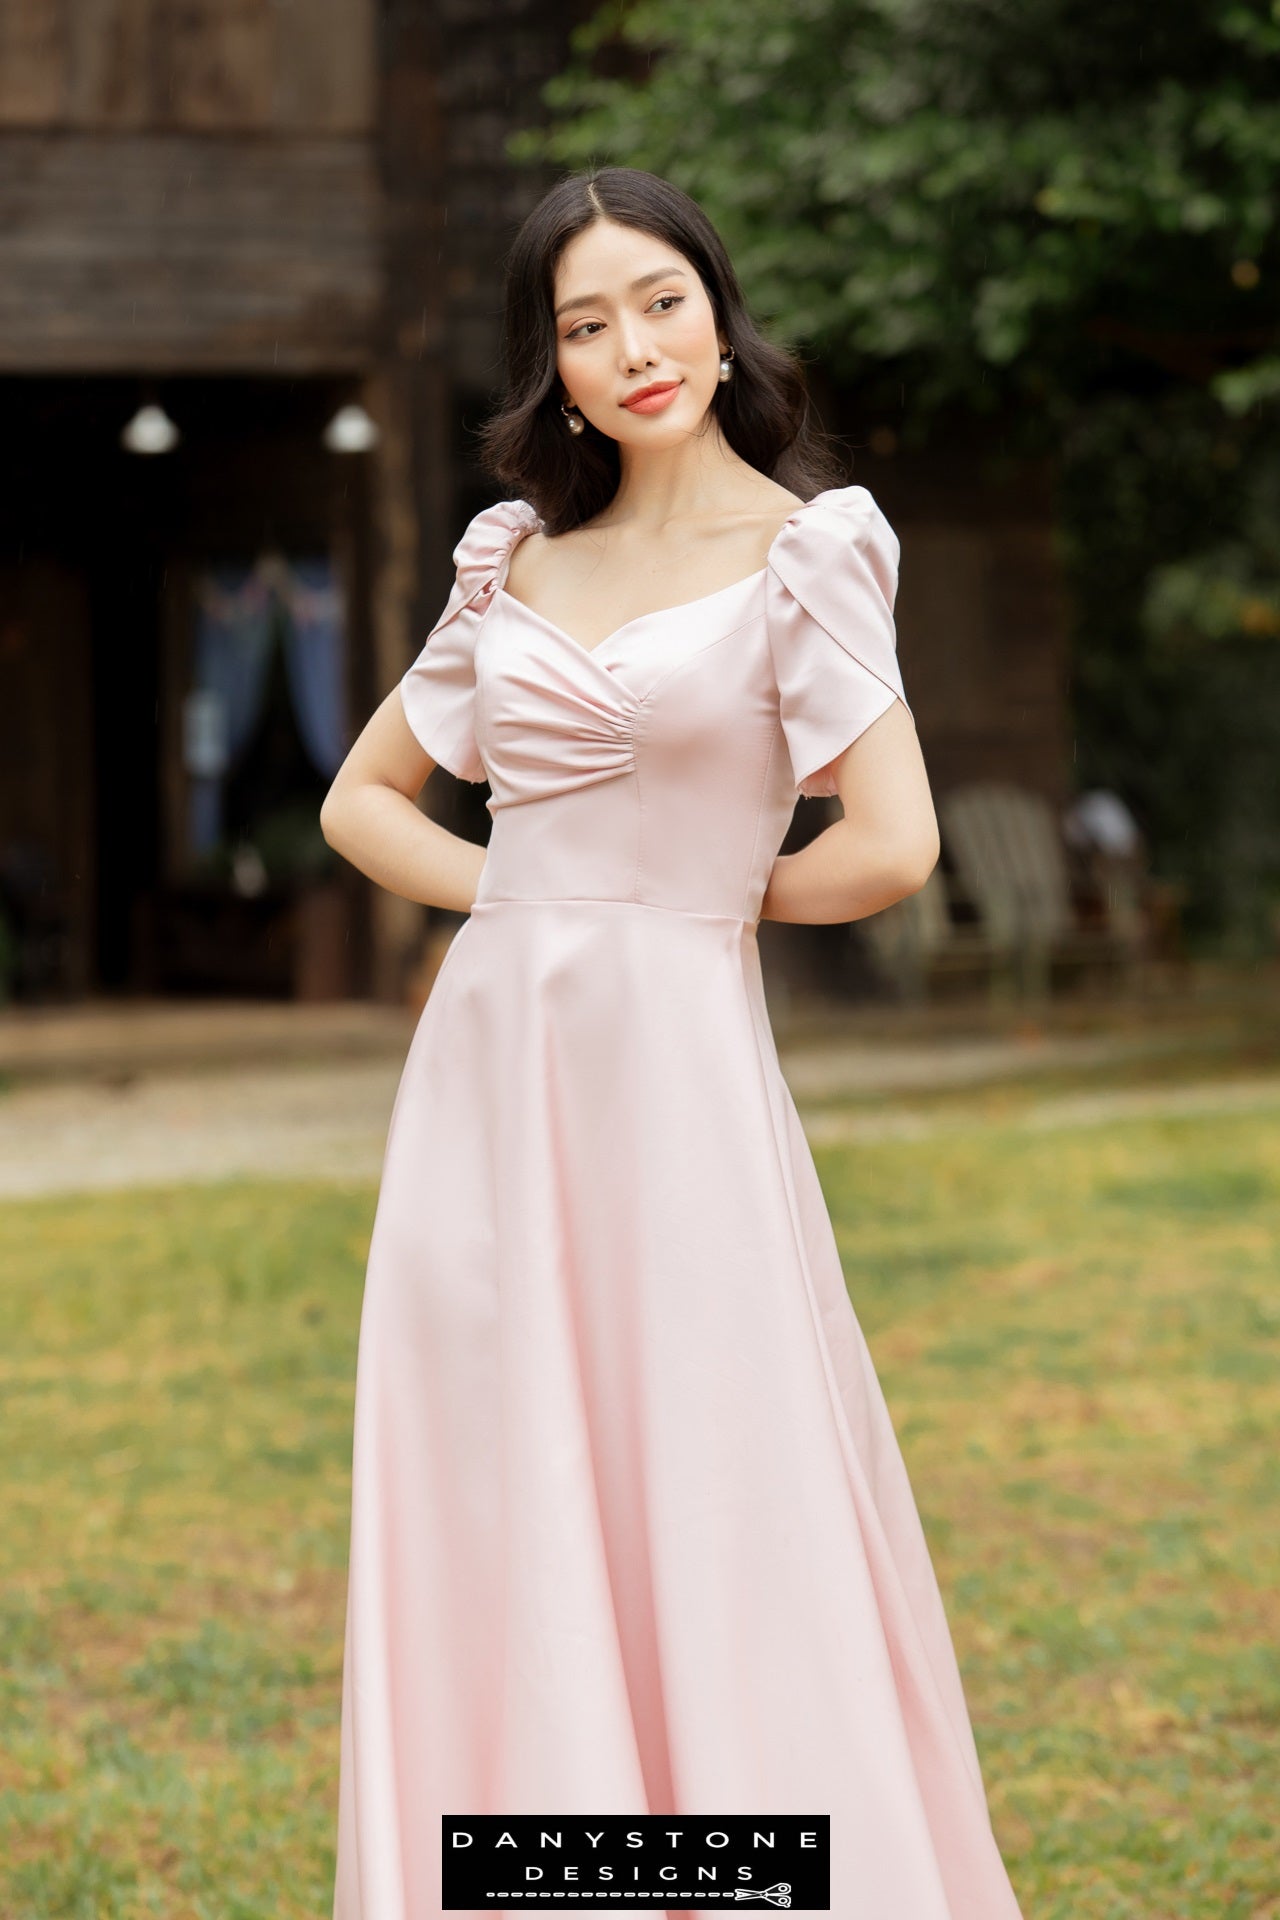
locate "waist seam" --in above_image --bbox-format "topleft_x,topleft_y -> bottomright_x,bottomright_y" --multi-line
470,897 -> 752,926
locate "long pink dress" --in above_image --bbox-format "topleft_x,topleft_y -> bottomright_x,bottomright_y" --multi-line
331,486 -> 1025,1920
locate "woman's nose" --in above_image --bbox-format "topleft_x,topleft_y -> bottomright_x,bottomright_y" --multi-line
616,319 -> 658,370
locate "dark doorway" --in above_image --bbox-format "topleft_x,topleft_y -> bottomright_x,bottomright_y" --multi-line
0,374 -> 376,1001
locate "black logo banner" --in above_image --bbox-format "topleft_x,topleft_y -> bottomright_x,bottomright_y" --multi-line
442,1813 -> 830,1909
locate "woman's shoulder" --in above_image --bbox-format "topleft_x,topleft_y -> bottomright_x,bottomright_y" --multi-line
765,484 -> 901,673
772,482 -> 889,540
767,484 -> 897,583
735,481 -> 808,568
450,497 -> 541,586
502,517 -> 576,605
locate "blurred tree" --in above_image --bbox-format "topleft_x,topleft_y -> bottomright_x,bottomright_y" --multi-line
512,0 -> 1279,415
510,0 -> 1280,950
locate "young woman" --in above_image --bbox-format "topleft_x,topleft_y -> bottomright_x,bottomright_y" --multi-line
321,166 -> 1025,1920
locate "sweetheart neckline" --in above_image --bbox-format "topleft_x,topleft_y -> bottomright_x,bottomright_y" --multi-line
489,483 -> 877,660
495,564 -> 769,661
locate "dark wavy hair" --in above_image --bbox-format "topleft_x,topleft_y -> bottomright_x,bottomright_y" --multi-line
474,167 -> 849,536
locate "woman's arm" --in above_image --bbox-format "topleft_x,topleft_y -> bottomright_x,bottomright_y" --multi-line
760,701 -> 939,926
319,689 -> 487,914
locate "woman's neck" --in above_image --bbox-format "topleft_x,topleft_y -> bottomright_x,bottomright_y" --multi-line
600,423 -> 765,532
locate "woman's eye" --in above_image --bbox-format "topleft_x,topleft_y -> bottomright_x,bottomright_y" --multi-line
565,294 -> 685,342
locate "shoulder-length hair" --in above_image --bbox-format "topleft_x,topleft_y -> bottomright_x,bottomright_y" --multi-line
474,167 -> 849,536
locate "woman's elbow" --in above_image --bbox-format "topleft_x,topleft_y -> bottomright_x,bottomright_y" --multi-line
319,788 -> 348,849
886,825 -> 941,900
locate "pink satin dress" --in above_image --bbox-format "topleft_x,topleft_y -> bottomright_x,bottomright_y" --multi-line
331,486 -> 1025,1920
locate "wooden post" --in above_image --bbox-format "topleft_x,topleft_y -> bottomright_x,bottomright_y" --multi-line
362,363 -> 433,1002
362,3 -> 454,1003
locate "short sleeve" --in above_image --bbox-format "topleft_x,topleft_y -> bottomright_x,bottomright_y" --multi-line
765,485 -> 912,799
399,497 -> 540,782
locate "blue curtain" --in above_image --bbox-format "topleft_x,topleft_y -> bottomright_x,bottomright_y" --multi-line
185,555 -> 350,861
282,558 -> 350,779
187,566 -> 276,857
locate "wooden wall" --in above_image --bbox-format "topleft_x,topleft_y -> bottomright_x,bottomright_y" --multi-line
864,449 -> 1073,806
0,0 -> 382,372
0,0 -> 375,131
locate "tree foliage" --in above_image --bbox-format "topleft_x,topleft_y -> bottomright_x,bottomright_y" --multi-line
512,0 -> 1280,418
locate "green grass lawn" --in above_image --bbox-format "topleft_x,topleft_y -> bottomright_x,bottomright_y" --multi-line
1,1087 -> 1277,1919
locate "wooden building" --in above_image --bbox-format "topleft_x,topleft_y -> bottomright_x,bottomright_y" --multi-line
0,0 -> 1071,1008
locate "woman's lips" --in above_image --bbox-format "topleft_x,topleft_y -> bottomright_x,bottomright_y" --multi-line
622,383 -> 682,414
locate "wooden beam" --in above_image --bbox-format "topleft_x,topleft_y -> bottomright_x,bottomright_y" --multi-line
0,0 -> 67,124
0,132 -> 383,371
0,0 -> 376,133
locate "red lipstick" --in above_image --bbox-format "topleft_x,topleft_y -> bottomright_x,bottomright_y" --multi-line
621,381 -> 682,414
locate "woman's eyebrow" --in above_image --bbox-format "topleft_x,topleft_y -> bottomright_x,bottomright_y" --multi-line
555,266 -> 688,320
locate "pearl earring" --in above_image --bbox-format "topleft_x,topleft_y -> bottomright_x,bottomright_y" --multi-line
718,345 -> 735,384
561,400 -> 584,435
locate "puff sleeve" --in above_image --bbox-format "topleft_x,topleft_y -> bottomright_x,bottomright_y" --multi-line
399,497 -> 541,782
765,485 -> 912,799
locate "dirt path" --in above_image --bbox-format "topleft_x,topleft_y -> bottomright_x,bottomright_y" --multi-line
0,1060 -> 400,1198
802,1070 -> 1280,1146
2,1038 -> 1278,1199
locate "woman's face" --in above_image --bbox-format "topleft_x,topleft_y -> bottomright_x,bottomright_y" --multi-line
553,218 -> 727,448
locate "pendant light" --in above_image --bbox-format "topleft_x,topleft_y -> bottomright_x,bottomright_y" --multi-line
121,402 -> 181,455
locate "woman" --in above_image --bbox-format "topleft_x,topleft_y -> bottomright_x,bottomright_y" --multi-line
321,166 -> 1025,1920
